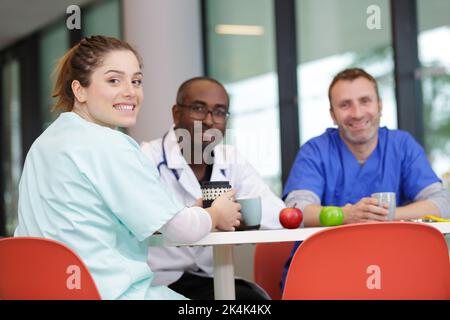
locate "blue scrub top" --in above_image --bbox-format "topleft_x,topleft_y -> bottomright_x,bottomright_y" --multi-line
281,127 -> 440,289
284,127 -> 439,206
15,112 -> 186,300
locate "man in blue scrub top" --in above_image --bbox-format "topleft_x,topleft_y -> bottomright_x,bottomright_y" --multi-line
281,68 -> 450,289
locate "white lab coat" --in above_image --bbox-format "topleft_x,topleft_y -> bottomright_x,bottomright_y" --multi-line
141,127 -> 285,286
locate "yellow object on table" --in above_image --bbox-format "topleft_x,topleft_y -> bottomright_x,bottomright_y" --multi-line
421,215 -> 450,222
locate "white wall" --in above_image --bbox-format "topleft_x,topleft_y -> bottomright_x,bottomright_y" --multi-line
122,0 -> 204,143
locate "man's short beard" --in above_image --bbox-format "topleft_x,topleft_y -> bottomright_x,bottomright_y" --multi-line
341,119 -> 380,145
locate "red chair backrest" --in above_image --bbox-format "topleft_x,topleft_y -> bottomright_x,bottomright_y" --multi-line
254,241 -> 294,299
0,237 -> 101,300
283,222 -> 450,300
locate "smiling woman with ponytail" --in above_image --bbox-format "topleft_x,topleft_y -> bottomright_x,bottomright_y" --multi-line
15,36 -> 241,300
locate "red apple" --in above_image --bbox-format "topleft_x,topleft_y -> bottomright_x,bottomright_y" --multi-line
279,207 -> 303,229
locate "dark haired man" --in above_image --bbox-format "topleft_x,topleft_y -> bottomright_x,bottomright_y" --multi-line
142,77 -> 285,299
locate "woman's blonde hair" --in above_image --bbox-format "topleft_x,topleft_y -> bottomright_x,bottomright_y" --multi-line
52,35 -> 142,112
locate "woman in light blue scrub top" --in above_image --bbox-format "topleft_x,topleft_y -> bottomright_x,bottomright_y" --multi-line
14,36 -> 241,300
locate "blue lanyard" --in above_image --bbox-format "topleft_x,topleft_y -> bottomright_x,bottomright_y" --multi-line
157,131 -> 226,180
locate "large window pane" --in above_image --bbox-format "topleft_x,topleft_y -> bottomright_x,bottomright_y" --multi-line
296,0 -> 397,144
205,0 -> 282,195
417,0 -> 450,185
40,22 -> 69,129
2,59 -> 22,236
83,0 -> 121,38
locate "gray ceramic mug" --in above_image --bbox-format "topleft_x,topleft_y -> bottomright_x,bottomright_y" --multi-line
371,192 -> 396,220
236,196 -> 262,231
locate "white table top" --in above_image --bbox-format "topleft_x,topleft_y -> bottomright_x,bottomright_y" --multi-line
148,222 -> 450,247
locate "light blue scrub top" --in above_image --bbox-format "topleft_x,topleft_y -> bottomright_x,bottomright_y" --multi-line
281,127 -> 440,289
15,112 -> 186,300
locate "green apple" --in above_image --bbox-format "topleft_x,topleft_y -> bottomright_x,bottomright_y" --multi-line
319,206 -> 344,226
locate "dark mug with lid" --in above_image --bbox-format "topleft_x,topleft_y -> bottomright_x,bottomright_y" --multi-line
201,181 -> 232,208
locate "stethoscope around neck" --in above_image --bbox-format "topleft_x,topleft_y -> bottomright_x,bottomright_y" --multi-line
157,131 -> 226,181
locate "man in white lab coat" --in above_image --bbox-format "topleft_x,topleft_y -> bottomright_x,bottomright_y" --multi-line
141,77 -> 285,299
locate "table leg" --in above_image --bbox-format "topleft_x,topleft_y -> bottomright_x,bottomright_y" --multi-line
213,244 -> 236,300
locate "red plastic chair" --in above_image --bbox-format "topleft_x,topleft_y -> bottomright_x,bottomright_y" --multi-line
283,222 -> 450,300
254,241 -> 294,299
0,237 -> 101,300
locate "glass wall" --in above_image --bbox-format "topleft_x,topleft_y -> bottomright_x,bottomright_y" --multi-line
83,0 -> 122,38
204,0 -> 282,195
295,0 -> 397,144
39,22 -> 69,129
417,0 -> 450,186
2,59 -> 22,235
